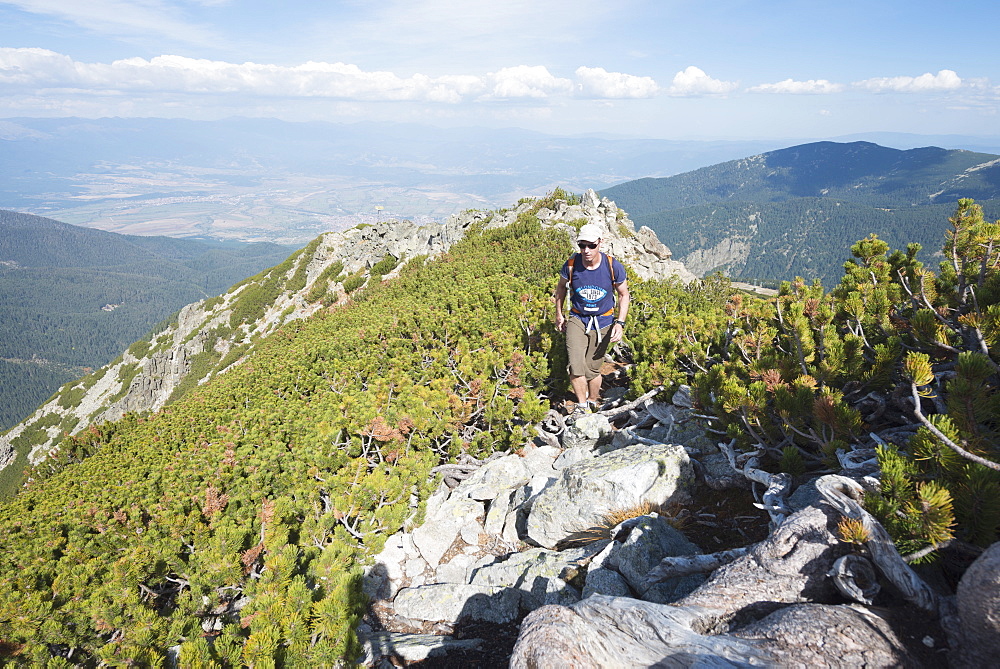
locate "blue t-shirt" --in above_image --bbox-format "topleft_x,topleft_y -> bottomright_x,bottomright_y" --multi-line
560,253 -> 627,330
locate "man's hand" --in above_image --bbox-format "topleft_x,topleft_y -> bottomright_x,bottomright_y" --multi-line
609,322 -> 624,343
555,312 -> 566,333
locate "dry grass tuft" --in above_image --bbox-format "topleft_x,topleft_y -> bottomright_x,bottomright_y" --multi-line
559,500 -> 686,548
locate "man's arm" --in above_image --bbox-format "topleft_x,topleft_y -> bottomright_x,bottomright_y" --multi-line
609,280 -> 630,343
553,276 -> 568,333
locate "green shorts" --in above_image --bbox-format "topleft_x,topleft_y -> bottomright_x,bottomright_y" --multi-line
566,317 -> 611,380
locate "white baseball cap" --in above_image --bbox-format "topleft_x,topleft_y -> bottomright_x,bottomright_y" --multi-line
577,224 -> 603,243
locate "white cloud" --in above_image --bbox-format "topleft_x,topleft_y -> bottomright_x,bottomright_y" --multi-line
747,78 -> 844,94
0,48 -> 728,108
483,65 -> 572,99
0,48 -> 488,102
574,66 -> 658,98
0,47 -> 78,86
666,66 -> 737,96
5,49 -> 668,104
854,69 -> 962,93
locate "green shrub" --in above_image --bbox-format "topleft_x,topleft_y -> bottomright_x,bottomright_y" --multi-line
370,254 -> 399,277
342,273 -> 366,293
127,338 -> 152,359
57,385 -> 86,409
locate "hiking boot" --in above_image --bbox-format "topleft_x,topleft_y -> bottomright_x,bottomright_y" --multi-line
572,402 -> 590,417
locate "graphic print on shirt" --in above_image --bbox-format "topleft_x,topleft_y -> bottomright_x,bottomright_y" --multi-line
576,285 -> 608,312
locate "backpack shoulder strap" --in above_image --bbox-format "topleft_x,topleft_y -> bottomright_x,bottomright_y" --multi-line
566,253 -> 577,286
604,253 -> 616,284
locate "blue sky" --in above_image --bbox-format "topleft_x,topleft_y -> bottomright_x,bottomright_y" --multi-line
0,0 -> 997,140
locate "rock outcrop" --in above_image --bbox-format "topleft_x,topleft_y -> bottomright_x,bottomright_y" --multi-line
0,190 -> 695,473
525,442 -> 693,549
359,390 -> 706,667
360,386 -> 973,667
528,189 -> 697,283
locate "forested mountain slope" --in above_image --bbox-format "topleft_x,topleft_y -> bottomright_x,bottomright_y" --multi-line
0,210 -> 294,429
601,141 -> 1000,284
0,189 -> 997,665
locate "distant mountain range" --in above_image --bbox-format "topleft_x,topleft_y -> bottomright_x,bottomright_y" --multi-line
5,116 -> 998,246
0,116 -> 787,242
601,141 -> 1000,285
0,210 -> 294,429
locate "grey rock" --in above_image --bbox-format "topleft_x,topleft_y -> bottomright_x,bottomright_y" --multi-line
787,477 -> 825,511
501,483 -> 535,544
510,506 -> 860,669
646,423 -> 675,444
435,554 -> 478,585
523,474 -> 557,505
412,493 -> 483,568
609,429 -> 641,452
363,563 -> 391,602
526,443 -> 694,549
612,515 -> 704,604
682,236 -> 753,279
400,532 -> 419,559
392,583 -> 521,624
733,603 -> 922,666
582,540 -> 634,598
953,540 -> 1000,667
511,595 -> 768,668
360,631 -> 483,665
365,532 -> 409,599
598,387 -> 629,409
635,226 -> 674,260
460,519 -> 484,546
672,385 -> 693,409
646,404 -> 713,453
697,451 -> 746,491
561,413 -> 613,450
582,568 -> 634,599
645,402 -> 678,425
502,506 -> 524,545
459,455 -> 530,501
470,546 -> 598,611
553,446 -> 593,470
519,444 -> 560,477
404,557 -> 428,580
483,489 -> 514,535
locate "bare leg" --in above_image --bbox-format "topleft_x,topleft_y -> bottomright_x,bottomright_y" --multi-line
588,376 -> 602,407
570,375 -> 589,405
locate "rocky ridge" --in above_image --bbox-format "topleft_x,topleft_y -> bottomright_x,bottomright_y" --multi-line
359,389 -> 999,668
0,189 -> 694,474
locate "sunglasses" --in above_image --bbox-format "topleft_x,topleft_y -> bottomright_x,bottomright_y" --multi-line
577,241 -> 599,250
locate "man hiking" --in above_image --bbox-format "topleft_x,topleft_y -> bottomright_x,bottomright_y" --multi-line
554,223 -> 630,416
